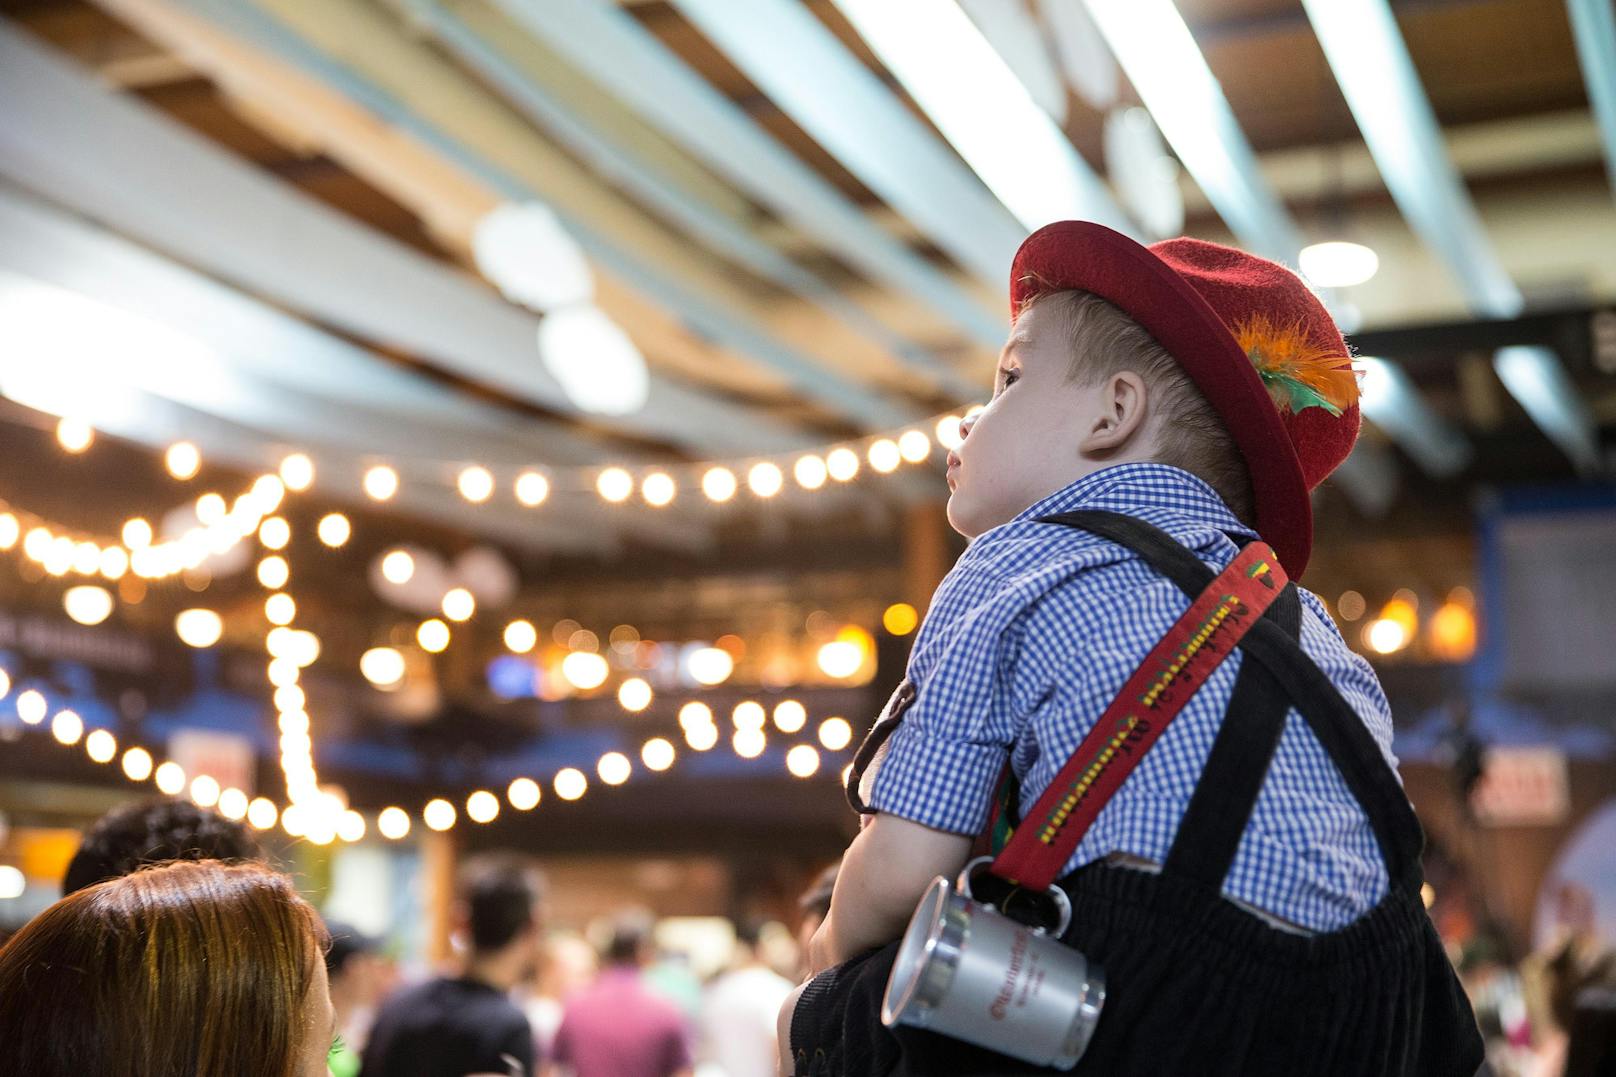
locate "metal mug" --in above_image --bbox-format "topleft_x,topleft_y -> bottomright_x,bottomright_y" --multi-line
881,857 -> 1105,1070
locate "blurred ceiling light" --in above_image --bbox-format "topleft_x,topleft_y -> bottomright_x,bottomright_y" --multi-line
898,430 -> 932,464
380,549 -> 415,585
265,593 -> 296,626
701,467 -> 738,503
617,677 -> 653,712
467,790 -> 500,823
122,518 -> 153,549
934,415 -> 965,450
63,585 -> 114,626
247,798 -> 279,831
258,517 -> 291,551
957,0 -> 1069,121
773,700 -> 808,734
554,768 -> 588,800
257,555 -> 289,590
561,651 -> 610,691
337,810 -> 366,843
360,647 -> 407,689
0,865 -> 23,900
279,453 -> 315,491
679,701 -> 714,730
685,722 -> 719,751
423,798 -> 457,832
56,416 -> 93,454
174,608 -> 223,648
189,774 -> 221,808
16,689 -> 46,725
883,602 -> 920,636
122,746 -> 153,782
868,439 -> 901,474
154,761 -> 186,795
732,701 -> 767,731
472,202 -> 594,311
641,472 -> 677,507
441,587 -> 476,623
507,778 -> 541,811
831,0 -> 1129,232
787,744 -> 822,778
416,619 -> 451,654
1428,592 -> 1478,662
537,306 -> 649,416
596,467 -> 634,503
85,728 -> 117,764
793,455 -> 828,490
685,646 -> 734,686
817,641 -> 864,679
818,717 -> 854,751
747,462 -> 784,498
641,738 -> 676,772
363,465 -> 399,502
377,806 -> 411,840
515,470 -> 551,507
196,493 -> 227,526
826,447 -> 860,482
1336,590 -> 1366,622
317,513 -> 351,547
732,727 -> 766,759
1364,618 -> 1410,655
51,709 -> 83,746
457,466 -> 495,504
597,752 -> 632,785
504,619 -> 538,654
165,441 -> 201,481
1299,240 -> 1380,288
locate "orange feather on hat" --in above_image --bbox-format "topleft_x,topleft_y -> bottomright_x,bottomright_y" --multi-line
1234,313 -> 1359,418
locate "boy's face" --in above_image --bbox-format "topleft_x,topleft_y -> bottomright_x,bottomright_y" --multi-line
945,300 -> 1120,539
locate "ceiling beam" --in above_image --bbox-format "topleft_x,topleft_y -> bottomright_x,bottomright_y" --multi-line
1567,0 -> 1616,207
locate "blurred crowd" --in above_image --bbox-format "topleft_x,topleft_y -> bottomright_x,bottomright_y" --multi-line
0,796 -> 840,1077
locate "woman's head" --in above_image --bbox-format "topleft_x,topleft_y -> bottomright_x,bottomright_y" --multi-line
0,859 -> 334,1077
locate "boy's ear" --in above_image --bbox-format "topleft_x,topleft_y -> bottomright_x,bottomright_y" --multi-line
1079,371 -> 1151,454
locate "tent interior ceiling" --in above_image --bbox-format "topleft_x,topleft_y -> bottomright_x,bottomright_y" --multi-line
0,0 -> 1610,582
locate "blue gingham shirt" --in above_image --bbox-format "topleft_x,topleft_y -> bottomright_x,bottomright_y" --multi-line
868,463 -> 1397,932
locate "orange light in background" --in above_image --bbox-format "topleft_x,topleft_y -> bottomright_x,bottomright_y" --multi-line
1428,588 -> 1478,662
715,634 -> 747,660
882,602 -> 919,636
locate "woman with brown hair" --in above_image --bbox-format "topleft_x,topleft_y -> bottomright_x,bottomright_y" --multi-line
0,858 -> 336,1076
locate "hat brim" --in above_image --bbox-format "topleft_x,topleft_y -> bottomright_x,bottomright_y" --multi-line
1010,222 -> 1314,577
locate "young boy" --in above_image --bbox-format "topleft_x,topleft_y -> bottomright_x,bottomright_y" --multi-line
782,222 -> 1481,1075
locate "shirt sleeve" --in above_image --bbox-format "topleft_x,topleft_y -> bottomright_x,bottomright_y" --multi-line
866,589 -> 1031,835
495,1019 -> 537,1076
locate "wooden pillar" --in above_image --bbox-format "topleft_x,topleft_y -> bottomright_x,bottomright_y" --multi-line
421,827 -> 459,966
901,502 -> 952,611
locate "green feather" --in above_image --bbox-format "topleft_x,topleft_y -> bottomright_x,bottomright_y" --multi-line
1258,370 -> 1344,418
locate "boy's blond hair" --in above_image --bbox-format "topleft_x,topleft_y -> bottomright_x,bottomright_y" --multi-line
1018,285 -> 1255,524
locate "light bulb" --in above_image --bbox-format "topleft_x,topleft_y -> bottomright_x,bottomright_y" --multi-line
363,465 -> 399,501
515,471 -> 550,507
596,467 -> 633,503
457,466 -> 495,503
279,453 -> 315,491
317,514 -> 350,547
165,441 -> 201,480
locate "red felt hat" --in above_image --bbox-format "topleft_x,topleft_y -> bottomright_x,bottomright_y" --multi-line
1010,221 -> 1360,579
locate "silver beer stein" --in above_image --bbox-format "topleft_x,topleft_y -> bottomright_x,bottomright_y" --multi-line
882,857 -> 1105,1070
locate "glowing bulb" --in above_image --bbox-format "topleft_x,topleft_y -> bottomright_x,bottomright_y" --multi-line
641,737 -> 675,771
935,415 -> 965,450
597,752 -> 631,786
0,669 -> 8,699
257,555 -> 289,590
189,774 -> 221,808
441,587 -> 475,622
641,472 -> 677,507
504,619 -> 538,654
56,416 -> 93,453
561,651 -> 609,690
685,647 -> 734,686
274,685 -> 305,713
817,641 -> 863,679
868,439 -> 901,473
175,609 -> 223,648
733,727 -> 766,758
1299,240 -> 1379,289
369,550 -> 414,589
248,797 -> 279,830
1364,618 -> 1410,655
827,447 -> 860,482
818,717 -> 853,751
63,585 -> 114,626
679,703 -> 714,730
0,866 -> 23,900
279,453 -> 315,491
685,722 -> 719,751
732,701 -> 766,730
787,744 -> 821,778
793,455 -> 828,490
554,768 -> 587,800
455,465 -> 493,503
467,790 -> 500,823
99,546 -> 129,580
360,647 -> 406,689
377,806 -> 410,839
165,441 -> 201,480
747,462 -> 784,498
317,514 -> 350,547
267,658 -> 300,688
417,619 -> 451,654
773,700 -> 807,733
0,514 -> 17,551
122,518 -> 153,549
363,466 -> 399,501
617,677 -> 653,712
196,493 -> 227,525
507,777 -> 541,811
596,467 -> 633,503
250,475 -> 286,515
122,747 -> 153,781
215,787 -> 248,821
423,798 -> 456,831
898,430 -> 931,463
265,593 -> 296,626
337,810 -> 366,843
702,467 -> 738,502
883,602 -> 920,636
16,689 -> 46,725
155,761 -> 186,795
85,728 -> 116,763
258,517 -> 291,551
515,471 -> 550,507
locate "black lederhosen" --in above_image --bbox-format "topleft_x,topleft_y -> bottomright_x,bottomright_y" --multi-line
790,511 -> 1484,1076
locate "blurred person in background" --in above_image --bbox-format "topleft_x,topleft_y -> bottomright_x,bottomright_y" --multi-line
0,859 -> 334,1077
61,795 -> 263,895
548,913 -> 693,1077
697,918 -> 794,1077
793,865 -> 837,980
362,854 -> 547,1077
325,919 -> 391,1077
521,932 -> 599,1058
